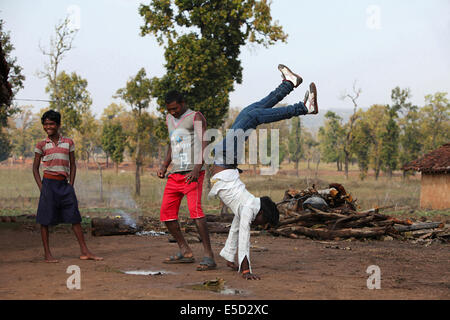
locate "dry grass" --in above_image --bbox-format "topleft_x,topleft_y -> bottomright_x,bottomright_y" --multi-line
0,161 -> 444,220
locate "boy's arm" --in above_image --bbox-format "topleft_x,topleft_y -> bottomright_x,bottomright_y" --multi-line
185,112 -> 206,184
157,143 -> 172,178
69,151 -> 76,186
32,153 -> 43,191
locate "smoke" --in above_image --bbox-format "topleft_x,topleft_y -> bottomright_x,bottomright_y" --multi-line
108,189 -> 138,229
114,208 -> 137,229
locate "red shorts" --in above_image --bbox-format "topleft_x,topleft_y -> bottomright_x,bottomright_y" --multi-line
160,170 -> 205,222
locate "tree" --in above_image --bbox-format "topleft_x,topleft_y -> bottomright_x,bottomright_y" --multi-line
8,106 -> 38,160
0,128 -> 10,161
46,71 -> 92,135
73,110 -> 99,167
351,110 -> 373,180
392,87 -> 423,177
318,111 -> 345,171
288,117 -> 302,176
302,130 -> 318,170
420,92 -> 450,153
115,68 -> 153,196
0,17 -> 25,127
380,104 -> 400,178
38,17 -> 77,109
341,82 -> 362,179
101,103 -> 127,167
100,103 -> 126,123
101,122 -> 126,174
360,104 -> 388,180
139,0 -> 288,130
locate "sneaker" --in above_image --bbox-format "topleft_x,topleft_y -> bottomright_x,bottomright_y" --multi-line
305,82 -> 318,114
303,90 -> 309,105
278,64 -> 302,88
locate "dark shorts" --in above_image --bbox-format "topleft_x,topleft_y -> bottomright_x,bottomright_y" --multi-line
36,178 -> 82,226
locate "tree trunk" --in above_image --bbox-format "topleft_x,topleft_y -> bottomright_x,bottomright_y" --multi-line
99,165 -> 103,202
393,222 -> 442,233
314,157 -> 320,179
271,225 -> 387,240
374,167 -> 380,180
344,152 -> 349,180
135,161 -> 141,196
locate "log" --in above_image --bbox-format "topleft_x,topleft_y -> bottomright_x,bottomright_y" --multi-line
329,213 -> 369,230
91,217 -> 142,236
205,213 -> 234,223
269,229 -> 301,239
274,225 -> 388,240
304,207 -> 349,220
393,222 -> 443,233
342,215 -> 382,229
358,205 -> 396,214
277,212 -> 318,227
206,222 -> 230,234
371,220 -> 395,227
278,207 -> 303,217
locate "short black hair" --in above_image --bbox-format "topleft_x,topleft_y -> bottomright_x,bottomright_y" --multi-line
165,90 -> 185,105
41,110 -> 61,125
260,196 -> 279,226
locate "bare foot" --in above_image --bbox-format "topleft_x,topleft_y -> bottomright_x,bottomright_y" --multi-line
44,255 -> 59,263
226,261 -> 239,271
80,252 -> 103,261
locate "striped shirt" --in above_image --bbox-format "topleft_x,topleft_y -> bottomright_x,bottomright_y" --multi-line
34,136 -> 75,178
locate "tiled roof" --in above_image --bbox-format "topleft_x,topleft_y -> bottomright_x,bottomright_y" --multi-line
402,143 -> 450,173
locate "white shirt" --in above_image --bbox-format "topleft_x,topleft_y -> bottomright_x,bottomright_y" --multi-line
208,169 -> 261,272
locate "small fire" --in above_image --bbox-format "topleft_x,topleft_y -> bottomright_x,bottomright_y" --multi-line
114,209 -> 137,229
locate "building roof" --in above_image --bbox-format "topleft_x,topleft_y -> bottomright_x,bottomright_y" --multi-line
402,143 -> 450,173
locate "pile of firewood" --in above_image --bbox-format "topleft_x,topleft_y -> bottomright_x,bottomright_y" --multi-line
88,183 -> 448,244
270,183 -> 448,242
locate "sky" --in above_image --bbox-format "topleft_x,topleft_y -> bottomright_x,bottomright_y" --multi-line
1,0 -> 450,119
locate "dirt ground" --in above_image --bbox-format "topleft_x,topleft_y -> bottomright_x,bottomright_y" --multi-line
0,224 -> 449,300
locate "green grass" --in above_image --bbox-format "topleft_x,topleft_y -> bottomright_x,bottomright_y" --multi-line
0,162 -> 447,219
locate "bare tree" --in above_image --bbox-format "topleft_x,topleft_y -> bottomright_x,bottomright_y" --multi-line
37,17 -> 77,108
340,81 -> 362,180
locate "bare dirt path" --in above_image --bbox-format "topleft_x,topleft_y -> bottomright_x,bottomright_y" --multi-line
1,227 -> 449,300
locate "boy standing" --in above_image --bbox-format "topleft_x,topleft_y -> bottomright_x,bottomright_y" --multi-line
157,91 -> 216,271
209,64 -> 319,279
33,110 -> 102,263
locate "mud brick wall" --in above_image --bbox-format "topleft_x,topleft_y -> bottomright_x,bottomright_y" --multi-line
420,173 -> 450,210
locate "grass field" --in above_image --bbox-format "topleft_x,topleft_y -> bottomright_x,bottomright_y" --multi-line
0,160 -> 447,219
0,163 -> 442,220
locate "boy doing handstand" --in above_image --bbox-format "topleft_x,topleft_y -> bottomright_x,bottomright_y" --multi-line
209,64 -> 318,279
